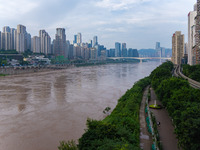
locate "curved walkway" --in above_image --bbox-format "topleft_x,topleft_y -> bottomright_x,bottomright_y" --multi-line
139,86 -> 152,150
149,88 -> 180,150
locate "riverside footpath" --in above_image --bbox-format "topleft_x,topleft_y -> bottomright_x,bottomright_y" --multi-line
140,86 -> 152,150
149,88 -> 179,150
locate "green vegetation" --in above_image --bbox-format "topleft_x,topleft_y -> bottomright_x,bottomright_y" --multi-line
58,140 -> 78,150
151,61 -> 200,150
0,74 -> 7,76
51,55 -> 69,64
59,77 -> 151,150
182,64 -> 200,82
0,50 -> 18,54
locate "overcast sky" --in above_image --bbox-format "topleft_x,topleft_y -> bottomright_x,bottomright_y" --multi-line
0,0 -> 197,49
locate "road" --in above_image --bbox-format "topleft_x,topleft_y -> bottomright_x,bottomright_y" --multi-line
174,65 -> 200,89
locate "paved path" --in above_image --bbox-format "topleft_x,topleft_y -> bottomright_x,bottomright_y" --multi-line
139,86 -> 152,150
149,88 -> 179,150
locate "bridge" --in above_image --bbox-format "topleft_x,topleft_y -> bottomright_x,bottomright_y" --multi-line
107,57 -> 171,62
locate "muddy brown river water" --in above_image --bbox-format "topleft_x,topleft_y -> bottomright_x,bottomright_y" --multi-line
0,61 -> 161,150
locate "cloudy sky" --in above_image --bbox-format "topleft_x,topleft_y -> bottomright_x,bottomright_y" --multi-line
0,0 -> 197,49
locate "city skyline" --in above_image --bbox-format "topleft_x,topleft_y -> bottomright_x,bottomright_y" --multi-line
0,0 -> 196,49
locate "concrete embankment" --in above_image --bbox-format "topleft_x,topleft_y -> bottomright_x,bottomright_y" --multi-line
0,64 -> 73,75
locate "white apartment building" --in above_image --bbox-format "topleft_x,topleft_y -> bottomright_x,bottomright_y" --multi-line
31,36 -> 41,53
16,24 -> 26,53
188,9 -> 197,65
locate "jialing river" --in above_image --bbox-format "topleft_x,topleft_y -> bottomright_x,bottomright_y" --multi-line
0,61 -> 161,150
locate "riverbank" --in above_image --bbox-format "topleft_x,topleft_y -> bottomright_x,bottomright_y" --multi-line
75,59 -> 140,67
0,59 -> 141,76
0,64 -> 73,75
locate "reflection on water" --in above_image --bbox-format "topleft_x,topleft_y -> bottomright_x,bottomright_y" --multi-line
0,61 -> 161,150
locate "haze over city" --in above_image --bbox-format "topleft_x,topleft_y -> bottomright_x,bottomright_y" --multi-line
0,0 -> 196,49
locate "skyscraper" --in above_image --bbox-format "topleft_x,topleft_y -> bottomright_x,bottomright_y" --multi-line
0,31 -> 1,49
77,33 -> 82,45
1,32 -> 5,50
16,24 -> 26,53
172,31 -> 184,65
122,43 -> 127,57
188,4 -> 197,65
3,26 -> 10,33
93,36 -> 98,47
128,49 -> 139,57
194,0 -> 200,64
53,28 -> 68,58
115,42 -> 121,57
39,30 -> 51,54
10,28 -> 16,50
5,31 -> 11,50
155,42 -> 160,50
74,35 -> 77,44
31,36 -> 41,53
1,26 -> 11,50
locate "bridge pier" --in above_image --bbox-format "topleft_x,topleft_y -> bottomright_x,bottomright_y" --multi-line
140,59 -> 142,63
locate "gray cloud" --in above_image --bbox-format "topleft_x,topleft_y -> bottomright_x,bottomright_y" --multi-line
0,0 -> 197,49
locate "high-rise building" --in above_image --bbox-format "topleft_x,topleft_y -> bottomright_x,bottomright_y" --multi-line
122,43 -> 126,49
122,43 -> 127,57
109,49 -> 115,57
194,0 -> 200,64
161,47 -> 166,57
1,26 -> 11,50
10,28 -> 16,50
90,48 -> 97,60
77,33 -> 82,45
31,36 -> 41,53
39,30 -> 51,54
74,35 -> 77,44
172,31 -> 184,65
128,49 -> 139,57
53,28 -> 67,58
188,4 -> 197,65
16,24 -> 26,53
88,40 -> 92,48
0,31 -> 1,49
26,33 -> 31,51
1,32 -> 5,50
93,36 -> 98,47
3,26 -> 10,33
5,32 -> 11,50
155,42 -> 160,50
115,42 -> 121,57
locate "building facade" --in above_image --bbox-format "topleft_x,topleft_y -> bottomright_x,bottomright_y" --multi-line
16,25 -> 26,53
172,31 -> 184,65
39,30 -> 51,54
93,36 -> 98,47
188,8 -> 197,65
53,28 -> 67,58
115,42 -> 121,57
77,33 -> 82,45
194,0 -> 200,64
31,36 -> 41,53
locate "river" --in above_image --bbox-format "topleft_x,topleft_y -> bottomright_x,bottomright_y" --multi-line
0,61 -> 161,150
